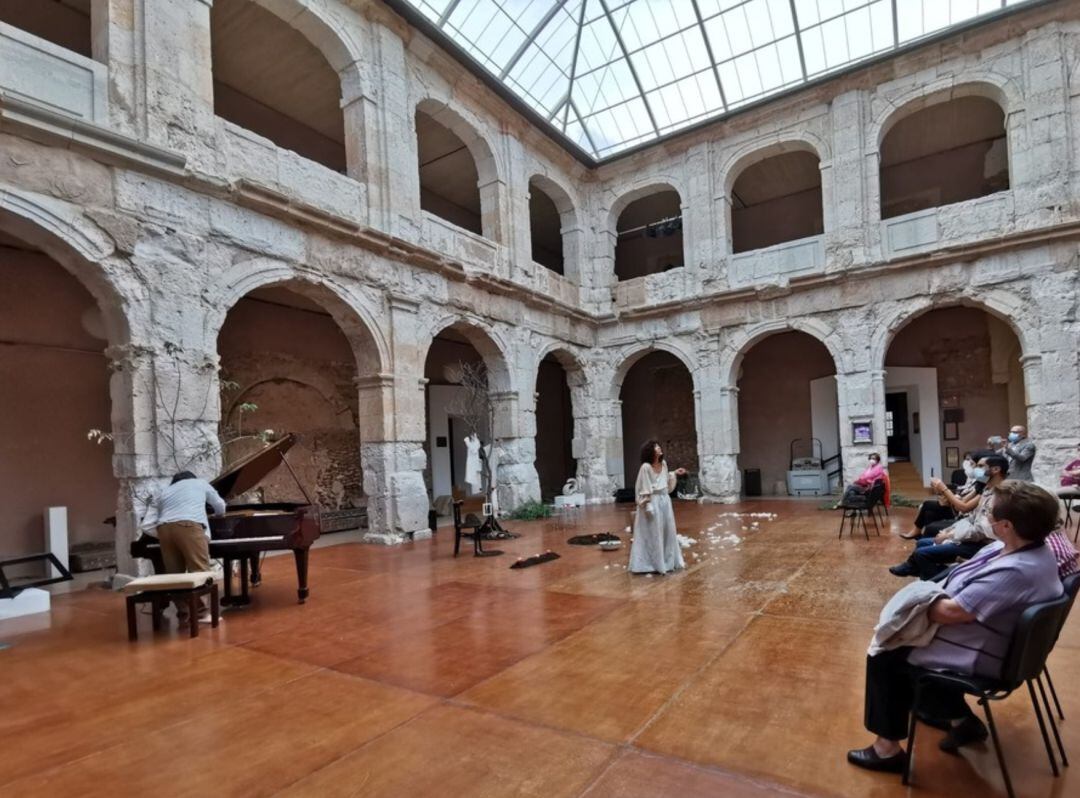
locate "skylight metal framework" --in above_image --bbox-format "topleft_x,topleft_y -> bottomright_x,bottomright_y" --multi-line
396,0 -> 1040,161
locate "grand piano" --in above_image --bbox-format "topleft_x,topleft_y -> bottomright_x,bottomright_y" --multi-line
131,434 -> 321,605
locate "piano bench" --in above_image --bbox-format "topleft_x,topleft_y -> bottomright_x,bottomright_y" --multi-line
123,573 -> 219,641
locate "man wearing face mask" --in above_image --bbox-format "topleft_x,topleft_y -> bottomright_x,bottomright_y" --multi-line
1001,425 -> 1035,482
889,455 -> 1008,580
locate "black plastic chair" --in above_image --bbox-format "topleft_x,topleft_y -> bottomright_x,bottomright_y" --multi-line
838,481 -> 883,541
1036,571 -> 1080,768
866,480 -> 888,529
903,593 -> 1072,797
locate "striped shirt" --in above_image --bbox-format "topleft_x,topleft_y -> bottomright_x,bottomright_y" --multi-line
907,540 -> 1062,678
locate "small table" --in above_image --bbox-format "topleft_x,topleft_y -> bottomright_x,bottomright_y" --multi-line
123,573 -> 219,640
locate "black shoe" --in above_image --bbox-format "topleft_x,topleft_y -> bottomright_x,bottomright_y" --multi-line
846,745 -> 907,773
939,715 -> 988,755
889,563 -> 915,577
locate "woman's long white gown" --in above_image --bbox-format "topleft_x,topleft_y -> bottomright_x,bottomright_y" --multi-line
628,462 -> 685,574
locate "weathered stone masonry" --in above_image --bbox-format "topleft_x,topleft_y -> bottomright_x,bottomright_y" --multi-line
1,1 -> 1079,575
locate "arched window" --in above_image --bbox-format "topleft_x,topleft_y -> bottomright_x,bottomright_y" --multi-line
614,190 -> 683,282
416,109 -> 483,236
529,182 -> 564,275
880,96 -> 1008,219
732,151 -> 823,253
211,0 -> 346,172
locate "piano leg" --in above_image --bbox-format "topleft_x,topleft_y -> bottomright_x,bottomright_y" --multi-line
222,556 -> 235,604
250,555 -> 261,587
239,557 -> 251,604
293,547 -> 310,603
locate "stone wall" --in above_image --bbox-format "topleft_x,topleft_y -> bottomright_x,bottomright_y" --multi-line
0,0 -> 1078,571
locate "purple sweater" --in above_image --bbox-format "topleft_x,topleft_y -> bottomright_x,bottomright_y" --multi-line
907,541 -> 1062,678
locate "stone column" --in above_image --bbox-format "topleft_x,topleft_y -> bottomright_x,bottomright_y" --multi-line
697,385 -> 740,502
108,341 -> 222,576
572,357 -> 621,502
136,0 -> 217,153
490,388 -> 540,511
356,296 -> 432,543
835,368 -> 887,486
829,89 -> 871,268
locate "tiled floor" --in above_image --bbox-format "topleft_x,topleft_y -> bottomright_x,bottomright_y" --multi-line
2,501 -> 1077,797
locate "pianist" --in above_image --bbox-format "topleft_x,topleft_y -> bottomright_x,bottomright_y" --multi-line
141,471 -> 227,624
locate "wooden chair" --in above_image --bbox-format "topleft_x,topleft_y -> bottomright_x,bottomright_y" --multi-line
452,500 -> 483,557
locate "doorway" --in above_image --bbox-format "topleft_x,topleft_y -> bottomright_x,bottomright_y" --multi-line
886,392 -> 910,460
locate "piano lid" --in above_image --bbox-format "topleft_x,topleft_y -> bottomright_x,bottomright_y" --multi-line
212,434 -> 297,500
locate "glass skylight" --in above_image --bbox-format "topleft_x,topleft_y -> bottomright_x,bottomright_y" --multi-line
401,0 -> 1037,160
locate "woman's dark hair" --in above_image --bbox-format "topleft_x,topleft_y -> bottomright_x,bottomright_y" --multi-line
868,452 -> 881,462
991,480 -> 1059,542
640,440 -> 663,465
983,454 -> 1009,477
171,471 -> 197,484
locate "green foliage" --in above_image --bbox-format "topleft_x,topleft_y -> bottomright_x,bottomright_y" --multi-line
509,500 -> 553,520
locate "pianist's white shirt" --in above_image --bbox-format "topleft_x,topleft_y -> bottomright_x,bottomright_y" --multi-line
141,478 -> 227,537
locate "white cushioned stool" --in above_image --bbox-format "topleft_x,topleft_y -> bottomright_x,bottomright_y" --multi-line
124,572 -> 218,640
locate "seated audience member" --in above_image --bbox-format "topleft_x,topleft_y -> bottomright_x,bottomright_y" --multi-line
1001,425 -> 1036,482
1047,528 -> 1080,578
900,471 -> 983,540
840,453 -> 886,505
889,456 -> 1007,579
848,481 -> 1064,773
1058,444 -> 1080,500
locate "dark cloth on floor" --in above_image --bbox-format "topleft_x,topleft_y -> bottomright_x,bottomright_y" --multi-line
864,647 -> 974,740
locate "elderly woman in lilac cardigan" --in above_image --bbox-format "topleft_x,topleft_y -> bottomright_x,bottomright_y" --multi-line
847,480 -> 1063,774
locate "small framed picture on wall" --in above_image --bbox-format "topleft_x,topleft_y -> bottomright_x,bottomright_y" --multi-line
944,421 -> 959,441
852,421 -> 873,444
945,447 -> 960,469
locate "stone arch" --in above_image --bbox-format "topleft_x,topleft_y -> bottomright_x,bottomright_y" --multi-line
527,173 -> 579,278
209,259 -> 389,378
209,259 -> 390,444
415,97 -> 504,242
721,135 -> 830,197
0,188 -> 132,346
611,341 -> 699,401
721,318 -> 842,387
870,291 -> 1031,374
422,316 -> 514,395
528,173 -> 578,227
870,77 -> 1020,153
605,178 -> 686,237
249,0 -> 364,80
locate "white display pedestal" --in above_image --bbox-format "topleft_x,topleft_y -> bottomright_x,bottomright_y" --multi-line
0,587 -> 51,620
45,506 -> 69,579
554,493 -> 586,508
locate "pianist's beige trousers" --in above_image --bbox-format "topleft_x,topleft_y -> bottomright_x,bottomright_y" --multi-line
157,521 -> 211,614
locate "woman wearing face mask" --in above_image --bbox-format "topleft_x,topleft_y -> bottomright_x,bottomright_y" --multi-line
837,453 -> 887,508
899,461 -> 985,540
628,440 -> 687,575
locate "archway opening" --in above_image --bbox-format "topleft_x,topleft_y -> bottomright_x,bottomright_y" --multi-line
884,306 -> 1025,490
216,284 -> 365,530
880,95 -> 1008,219
529,182 -> 564,275
0,0 -> 92,57
0,228 -> 117,578
615,190 -> 683,281
620,351 -> 697,489
416,109 -> 483,236
210,0 -> 346,172
736,332 -> 838,496
423,327 -> 497,514
732,150 -> 823,253
535,354 -> 575,500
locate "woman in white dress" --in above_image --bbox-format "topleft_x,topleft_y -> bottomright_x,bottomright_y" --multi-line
629,440 -> 687,574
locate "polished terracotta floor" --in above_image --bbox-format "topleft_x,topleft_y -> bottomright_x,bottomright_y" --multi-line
3,501 -> 1079,797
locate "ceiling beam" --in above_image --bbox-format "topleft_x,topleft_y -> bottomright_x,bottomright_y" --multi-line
787,0 -> 809,82
438,0 -> 463,26
597,0 -> 659,136
689,0 -> 728,111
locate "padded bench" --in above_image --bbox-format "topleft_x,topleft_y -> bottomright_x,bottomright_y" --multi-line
123,572 -> 219,640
